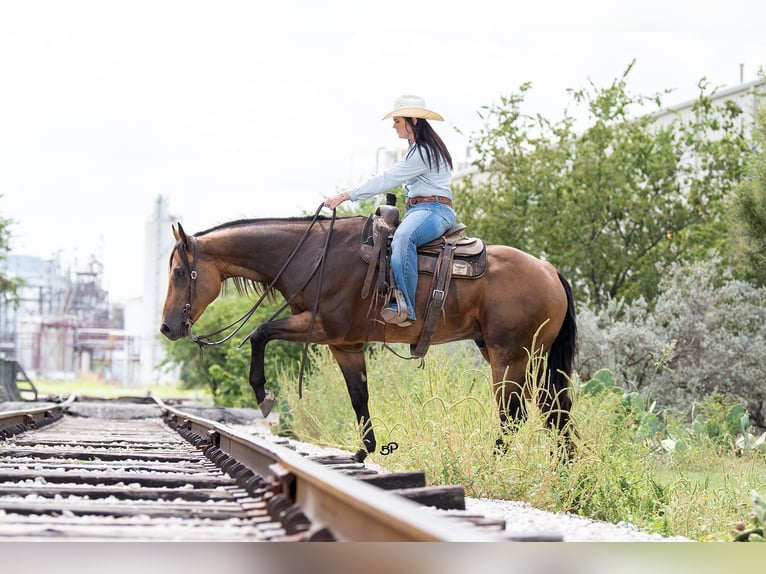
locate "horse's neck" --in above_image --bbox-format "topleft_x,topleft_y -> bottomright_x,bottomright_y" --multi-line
201,218 -> 356,285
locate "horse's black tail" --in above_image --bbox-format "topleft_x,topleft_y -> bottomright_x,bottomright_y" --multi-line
544,272 -> 578,437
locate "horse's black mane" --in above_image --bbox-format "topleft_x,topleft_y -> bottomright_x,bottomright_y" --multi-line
192,214 -> 365,299
194,215 -> 364,237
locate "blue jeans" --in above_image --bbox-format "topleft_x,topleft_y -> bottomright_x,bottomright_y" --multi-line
390,201 -> 456,321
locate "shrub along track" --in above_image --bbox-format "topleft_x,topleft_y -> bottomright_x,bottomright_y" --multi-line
0,396 -> 559,542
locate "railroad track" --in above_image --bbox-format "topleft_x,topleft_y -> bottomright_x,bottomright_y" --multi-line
0,396 -> 560,542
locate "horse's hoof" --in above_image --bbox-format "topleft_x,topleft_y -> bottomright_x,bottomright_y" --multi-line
258,390 -> 275,417
353,449 -> 368,463
494,437 -> 509,455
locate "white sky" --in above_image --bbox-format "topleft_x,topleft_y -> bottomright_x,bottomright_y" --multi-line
1,0 -> 764,299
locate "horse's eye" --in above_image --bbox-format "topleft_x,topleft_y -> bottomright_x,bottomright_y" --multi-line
174,268 -> 185,280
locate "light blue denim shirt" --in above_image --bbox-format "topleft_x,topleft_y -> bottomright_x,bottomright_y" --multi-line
347,143 -> 452,202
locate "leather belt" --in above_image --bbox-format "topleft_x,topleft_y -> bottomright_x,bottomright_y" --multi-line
406,195 -> 453,208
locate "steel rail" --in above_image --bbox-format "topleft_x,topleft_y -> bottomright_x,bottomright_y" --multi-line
154,396 -> 505,541
0,395 -> 75,437
1,399 -> 281,541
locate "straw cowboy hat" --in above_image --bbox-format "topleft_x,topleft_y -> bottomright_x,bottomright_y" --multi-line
382,95 -> 444,121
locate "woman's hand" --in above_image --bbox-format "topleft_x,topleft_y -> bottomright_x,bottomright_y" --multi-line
324,192 -> 349,210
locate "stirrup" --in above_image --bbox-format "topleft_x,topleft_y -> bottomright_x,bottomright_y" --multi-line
381,289 -> 411,325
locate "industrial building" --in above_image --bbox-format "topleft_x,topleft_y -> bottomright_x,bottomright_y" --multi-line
0,195 -> 176,385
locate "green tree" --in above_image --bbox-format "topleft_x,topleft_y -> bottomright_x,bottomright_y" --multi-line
159,289 -> 303,406
456,63 -> 751,307
0,195 -> 23,306
730,94 -> 766,285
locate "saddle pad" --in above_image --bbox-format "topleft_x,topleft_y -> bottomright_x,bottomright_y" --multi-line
417,246 -> 487,278
360,238 -> 487,278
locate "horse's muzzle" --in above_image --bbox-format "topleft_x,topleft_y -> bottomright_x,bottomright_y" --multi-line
159,320 -> 189,341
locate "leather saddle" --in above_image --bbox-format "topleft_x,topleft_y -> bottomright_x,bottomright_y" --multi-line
358,204 -> 487,358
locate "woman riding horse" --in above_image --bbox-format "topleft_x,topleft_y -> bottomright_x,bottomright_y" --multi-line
325,95 -> 455,327
160,97 -> 577,463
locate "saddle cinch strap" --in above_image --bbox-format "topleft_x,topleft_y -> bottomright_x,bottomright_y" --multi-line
411,235 -> 457,357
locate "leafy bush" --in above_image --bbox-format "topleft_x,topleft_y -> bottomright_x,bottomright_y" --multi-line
577,254 -> 766,428
455,68 -> 750,307
729,98 -> 766,286
580,370 -> 759,456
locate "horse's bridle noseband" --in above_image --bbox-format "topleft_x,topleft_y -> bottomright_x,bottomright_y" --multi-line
173,235 -> 199,331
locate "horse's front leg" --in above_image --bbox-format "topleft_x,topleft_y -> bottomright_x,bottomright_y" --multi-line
247,312 -> 328,417
248,330 -> 274,417
328,343 -> 375,463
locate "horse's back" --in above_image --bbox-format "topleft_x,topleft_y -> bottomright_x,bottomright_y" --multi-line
486,244 -> 562,284
478,244 -> 568,343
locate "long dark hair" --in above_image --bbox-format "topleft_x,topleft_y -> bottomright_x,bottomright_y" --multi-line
405,118 -> 453,172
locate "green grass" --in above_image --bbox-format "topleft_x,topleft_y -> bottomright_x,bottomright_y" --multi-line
275,342 -> 766,541
650,455 -> 766,539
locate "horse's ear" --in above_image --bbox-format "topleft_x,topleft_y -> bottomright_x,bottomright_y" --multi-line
172,224 -> 180,241
175,222 -> 189,247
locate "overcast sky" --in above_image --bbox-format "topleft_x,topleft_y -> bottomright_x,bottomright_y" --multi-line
1,0 -> 764,299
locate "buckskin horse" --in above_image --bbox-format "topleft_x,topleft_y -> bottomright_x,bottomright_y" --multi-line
159,210 -> 577,461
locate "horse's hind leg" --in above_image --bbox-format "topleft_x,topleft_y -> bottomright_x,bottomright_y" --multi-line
492,364 -> 528,425
328,343 -> 375,463
486,350 -> 530,449
487,347 -> 574,458
475,340 -> 525,434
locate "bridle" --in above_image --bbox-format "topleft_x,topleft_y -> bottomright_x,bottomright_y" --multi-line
173,234 -> 199,333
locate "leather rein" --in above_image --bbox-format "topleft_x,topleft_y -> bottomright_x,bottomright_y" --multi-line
173,203 -> 336,396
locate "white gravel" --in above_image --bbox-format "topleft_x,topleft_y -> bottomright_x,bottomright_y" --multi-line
464,497 -> 688,542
